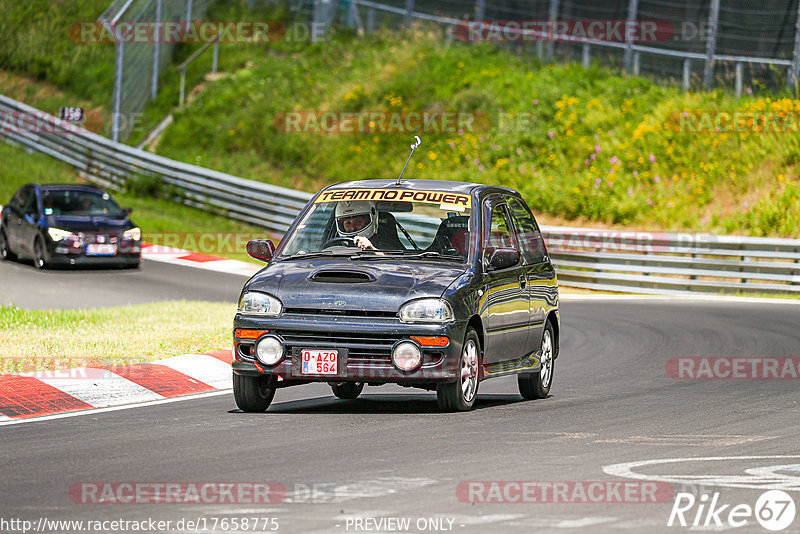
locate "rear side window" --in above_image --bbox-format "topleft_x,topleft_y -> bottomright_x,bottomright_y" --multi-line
21,189 -> 38,215
507,197 -> 546,264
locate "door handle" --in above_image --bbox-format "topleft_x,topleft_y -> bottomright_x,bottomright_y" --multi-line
519,274 -> 527,289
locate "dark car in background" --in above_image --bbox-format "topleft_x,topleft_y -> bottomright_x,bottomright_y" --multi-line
0,184 -> 141,269
232,179 -> 560,412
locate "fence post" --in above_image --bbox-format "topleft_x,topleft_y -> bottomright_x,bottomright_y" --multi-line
151,0 -> 162,100
212,40 -> 219,74
703,0 -> 720,89
186,0 -> 193,23
179,69 -> 186,107
367,7 -> 375,33
788,1 -> 800,90
735,62 -> 743,97
404,0 -> 414,27
633,51 -> 640,75
623,0 -> 639,73
111,40 -> 124,143
582,44 -> 590,68
475,0 -> 485,21
547,0 -> 560,59
682,58 -> 691,91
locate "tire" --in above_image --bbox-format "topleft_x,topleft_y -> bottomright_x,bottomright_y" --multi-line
233,373 -> 276,412
0,230 -> 15,262
437,328 -> 481,412
33,237 -> 48,270
331,382 -> 364,399
519,322 -> 555,400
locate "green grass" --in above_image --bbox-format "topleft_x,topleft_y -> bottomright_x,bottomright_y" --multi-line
0,302 -> 235,371
0,142 -> 268,263
146,15 -> 800,238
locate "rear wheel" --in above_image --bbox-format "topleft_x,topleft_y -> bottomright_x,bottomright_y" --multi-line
519,322 -> 555,400
0,230 -> 15,261
331,382 -> 364,399
437,328 -> 481,412
233,373 -> 276,412
33,237 -> 48,270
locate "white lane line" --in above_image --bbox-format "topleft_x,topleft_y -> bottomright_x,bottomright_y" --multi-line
559,294 -> 800,305
157,354 -> 233,389
0,389 -> 232,427
25,371 -> 164,408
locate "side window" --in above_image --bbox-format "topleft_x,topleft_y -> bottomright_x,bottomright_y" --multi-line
11,189 -> 26,210
483,198 -> 517,250
507,197 -> 546,263
22,189 -> 38,215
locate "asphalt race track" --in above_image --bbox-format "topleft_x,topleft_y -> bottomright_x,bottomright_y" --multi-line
2,261 -> 799,533
0,257 -> 246,309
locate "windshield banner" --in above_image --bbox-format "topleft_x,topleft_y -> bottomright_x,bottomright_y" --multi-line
315,189 -> 471,209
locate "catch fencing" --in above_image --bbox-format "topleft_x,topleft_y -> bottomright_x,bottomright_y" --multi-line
2,94 -> 799,295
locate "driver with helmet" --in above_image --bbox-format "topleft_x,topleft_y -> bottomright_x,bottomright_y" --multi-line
334,200 -> 403,251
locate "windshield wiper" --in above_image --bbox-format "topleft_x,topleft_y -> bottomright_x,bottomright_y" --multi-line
281,249 -> 356,260
401,251 -> 464,262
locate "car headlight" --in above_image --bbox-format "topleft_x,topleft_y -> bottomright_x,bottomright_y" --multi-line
123,227 -> 141,241
255,336 -> 284,365
47,228 -> 73,241
398,298 -> 454,323
238,292 -> 283,316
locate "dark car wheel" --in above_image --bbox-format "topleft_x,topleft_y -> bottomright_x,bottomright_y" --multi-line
519,322 -> 555,400
33,237 -> 48,270
437,328 -> 481,412
233,373 -> 276,412
331,381 -> 364,399
0,230 -> 16,262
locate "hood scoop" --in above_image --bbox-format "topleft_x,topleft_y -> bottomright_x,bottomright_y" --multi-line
310,269 -> 375,283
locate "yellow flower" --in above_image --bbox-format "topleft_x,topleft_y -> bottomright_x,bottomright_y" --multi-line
428,151 -> 437,160
458,62 -> 465,68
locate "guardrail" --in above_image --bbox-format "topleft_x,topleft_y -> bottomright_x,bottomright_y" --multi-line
2,94 -> 799,295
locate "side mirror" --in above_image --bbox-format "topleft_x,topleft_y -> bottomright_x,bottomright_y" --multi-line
486,247 -> 520,271
122,208 -> 133,216
247,239 -> 275,262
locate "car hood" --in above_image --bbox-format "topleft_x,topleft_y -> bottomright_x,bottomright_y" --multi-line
244,258 -> 468,313
46,215 -> 133,233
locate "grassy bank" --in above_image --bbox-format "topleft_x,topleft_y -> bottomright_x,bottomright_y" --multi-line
0,301 -> 235,371
149,17 -> 799,237
0,142 -> 266,263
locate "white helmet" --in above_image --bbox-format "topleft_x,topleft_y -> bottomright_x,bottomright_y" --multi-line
335,200 -> 378,238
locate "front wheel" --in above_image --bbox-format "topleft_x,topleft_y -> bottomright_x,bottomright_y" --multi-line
331,382 -> 364,399
33,237 -> 48,270
233,373 -> 276,412
437,328 -> 481,412
518,323 -> 555,400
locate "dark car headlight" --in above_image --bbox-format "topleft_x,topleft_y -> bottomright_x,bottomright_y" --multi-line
398,298 -> 454,323
238,291 -> 283,316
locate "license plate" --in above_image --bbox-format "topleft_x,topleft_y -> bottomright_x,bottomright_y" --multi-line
300,349 -> 338,375
86,244 -> 117,256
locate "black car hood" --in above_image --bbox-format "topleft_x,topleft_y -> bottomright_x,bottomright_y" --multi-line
245,258 -> 467,312
46,215 -> 132,233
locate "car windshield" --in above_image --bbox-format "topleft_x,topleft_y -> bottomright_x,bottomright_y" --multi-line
41,190 -> 124,218
279,188 -> 473,261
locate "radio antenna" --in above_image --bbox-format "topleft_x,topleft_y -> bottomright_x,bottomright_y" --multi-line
396,136 -> 422,185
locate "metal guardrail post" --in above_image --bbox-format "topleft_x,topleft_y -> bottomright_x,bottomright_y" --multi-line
404,0 -> 414,27
367,7 -> 375,33
186,0 -> 194,24
151,0 -> 162,100
703,0 -> 720,89
546,0 -> 560,60
475,0 -> 485,21
582,44 -> 590,68
212,41 -> 219,74
633,51 -> 640,75
789,1 -> 800,91
179,69 -> 186,107
682,59 -> 691,91
112,40 -> 125,143
735,62 -> 743,97
623,0 -> 639,73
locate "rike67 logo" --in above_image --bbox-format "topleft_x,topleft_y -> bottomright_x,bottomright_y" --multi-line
668,489 -> 796,531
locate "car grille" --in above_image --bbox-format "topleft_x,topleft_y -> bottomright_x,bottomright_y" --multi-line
278,329 -> 395,364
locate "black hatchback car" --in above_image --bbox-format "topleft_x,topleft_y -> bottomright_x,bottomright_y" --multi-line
0,184 -> 141,269
233,179 -> 560,412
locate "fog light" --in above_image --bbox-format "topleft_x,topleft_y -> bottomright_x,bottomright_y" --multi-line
392,341 -> 422,371
255,336 -> 284,366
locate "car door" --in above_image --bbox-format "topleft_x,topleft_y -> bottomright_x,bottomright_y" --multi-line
506,196 -> 555,357
6,188 -> 31,253
18,187 -> 40,256
479,196 -> 530,364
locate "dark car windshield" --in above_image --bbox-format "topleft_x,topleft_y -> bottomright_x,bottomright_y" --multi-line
41,190 -> 124,218
279,188 -> 472,262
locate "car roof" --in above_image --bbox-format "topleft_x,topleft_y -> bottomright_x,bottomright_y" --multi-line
35,184 -> 109,194
323,179 -> 519,196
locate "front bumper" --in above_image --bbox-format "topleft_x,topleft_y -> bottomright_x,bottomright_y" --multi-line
232,313 -> 467,384
47,239 -> 141,266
